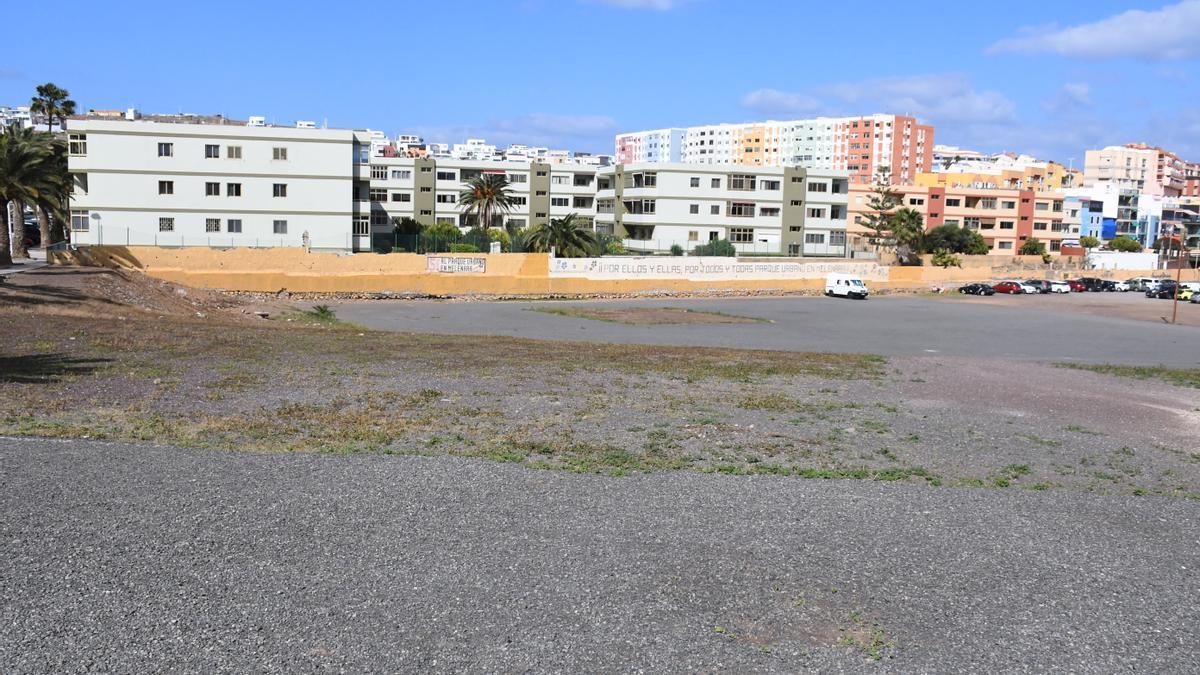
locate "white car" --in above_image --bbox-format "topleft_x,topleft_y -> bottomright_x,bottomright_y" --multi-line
1049,281 -> 1071,293
1017,282 -> 1040,294
825,273 -> 869,299
1112,281 -> 1130,292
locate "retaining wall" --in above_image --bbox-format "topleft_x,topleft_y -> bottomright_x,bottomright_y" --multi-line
49,246 -> 1186,296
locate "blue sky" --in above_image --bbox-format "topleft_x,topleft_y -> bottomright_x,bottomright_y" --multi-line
3,0 -> 1199,163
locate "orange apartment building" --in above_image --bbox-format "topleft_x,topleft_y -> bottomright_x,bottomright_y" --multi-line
848,185 -> 1074,255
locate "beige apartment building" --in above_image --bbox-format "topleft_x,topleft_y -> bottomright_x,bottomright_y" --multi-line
848,184 -> 1074,255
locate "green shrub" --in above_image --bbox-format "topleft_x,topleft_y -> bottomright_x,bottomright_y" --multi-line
487,228 -> 512,252
693,239 -> 737,257
670,244 -> 684,256
449,243 -> 480,253
931,249 -> 962,268
1019,238 -> 1047,256
1108,236 -> 1143,252
1079,235 -> 1100,249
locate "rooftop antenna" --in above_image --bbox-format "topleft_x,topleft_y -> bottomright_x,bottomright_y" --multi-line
323,117 -> 328,129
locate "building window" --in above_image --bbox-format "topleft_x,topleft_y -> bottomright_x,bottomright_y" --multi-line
227,219 -> 242,233
436,171 -> 457,181
227,146 -> 242,159
909,197 -> 925,206
535,190 -> 547,196
435,216 -> 455,226
728,202 -> 755,217
391,170 -> 411,180
371,211 -> 389,226
206,218 -> 220,233
272,147 -> 288,161
158,217 -> 174,232
690,204 -> 700,214
370,165 -> 387,180
273,183 -> 288,198
1050,240 -> 1062,251
370,188 -> 388,201
551,175 -> 569,185
436,194 -> 456,204
536,170 -> 548,177
808,181 -> 828,192
688,230 -> 699,241
1001,200 -> 1016,209
419,186 -> 432,193
205,182 -> 220,196
68,133 -> 86,156
945,198 -> 962,207
790,200 -> 803,207
807,207 -> 826,218
1034,222 -> 1048,230
805,232 -> 826,244
508,218 -> 526,229
1035,202 -> 1049,211
420,209 -> 432,216
830,231 -> 846,246
728,174 -> 756,191
158,180 -> 174,195
791,176 -> 804,183
420,166 -> 432,173
551,197 -> 569,207
354,217 -> 370,235
710,205 -> 720,215
392,192 -> 411,202
205,144 -> 220,159
157,142 -> 173,157
507,173 -> 527,183
760,207 -> 780,217
711,177 -> 721,188
998,241 -> 1013,250
980,198 -> 997,209
622,199 -> 656,215
690,177 -> 700,188
227,183 -> 242,197
535,212 -> 547,218
730,227 -> 754,243
273,220 -> 287,234
999,221 -> 1014,230
70,210 -> 89,232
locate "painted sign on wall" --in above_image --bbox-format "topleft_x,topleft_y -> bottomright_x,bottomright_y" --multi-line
427,256 -> 487,274
548,257 -> 890,281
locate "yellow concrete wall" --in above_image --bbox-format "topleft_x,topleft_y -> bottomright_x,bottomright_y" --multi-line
49,246 -> 1190,296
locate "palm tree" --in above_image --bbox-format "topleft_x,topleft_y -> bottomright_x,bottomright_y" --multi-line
30,83 -> 76,132
458,173 -> 515,232
4,125 -> 66,250
890,207 -> 925,265
526,213 -> 598,258
0,127 -> 55,264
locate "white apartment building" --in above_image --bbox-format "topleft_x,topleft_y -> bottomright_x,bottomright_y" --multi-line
596,163 -> 850,256
67,119 -> 360,250
615,114 -> 933,184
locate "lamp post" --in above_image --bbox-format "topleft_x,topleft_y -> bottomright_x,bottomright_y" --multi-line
1170,227 -> 1185,324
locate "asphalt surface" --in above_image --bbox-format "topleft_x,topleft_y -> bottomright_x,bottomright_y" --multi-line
331,295 -> 1200,367
3,437 -> 1197,673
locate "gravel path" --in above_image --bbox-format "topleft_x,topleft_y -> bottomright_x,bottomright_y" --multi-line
3,437 -> 1197,673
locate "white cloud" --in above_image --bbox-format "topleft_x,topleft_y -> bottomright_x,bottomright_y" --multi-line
1043,82 -> 1092,113
740,88 -> 823,116
988,0 -> 1200,59
825,73 -> 1016,124
406,113 -> 619,152
586,0 -> 682,9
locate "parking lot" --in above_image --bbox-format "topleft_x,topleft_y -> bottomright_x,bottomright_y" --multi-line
330,290 -> 1200,366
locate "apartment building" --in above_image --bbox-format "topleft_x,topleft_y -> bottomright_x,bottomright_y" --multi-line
67,119 -> 362,250
1062,183 -> 1166,248
847,184 -> 1075,255
1084,144 -> 1197,198
67,119 -> 601,252
919,154 -> 1080,192
614,114 -> 933,184
596,163 -> 850,256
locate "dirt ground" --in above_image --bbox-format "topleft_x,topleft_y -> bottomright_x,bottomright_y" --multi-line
1,267 -> 1196,499
531,306 -> 769,325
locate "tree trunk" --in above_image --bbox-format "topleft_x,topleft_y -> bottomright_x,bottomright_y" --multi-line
0,198 -> 13,267
10,201 -> 29,259
37,204 -> 51,249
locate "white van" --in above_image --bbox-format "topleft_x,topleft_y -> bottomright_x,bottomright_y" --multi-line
825,273 -> 869,299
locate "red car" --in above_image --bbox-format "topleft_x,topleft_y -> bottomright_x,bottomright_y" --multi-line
1066,279 -> 1086,292
993,281 -> 1024,294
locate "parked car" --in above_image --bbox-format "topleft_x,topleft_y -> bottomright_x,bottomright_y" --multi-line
1142,278 -> 1167,293
958,283 -> 995,296
1079,277 -> 1108,292
1098,280 -> 1118,292
825,273 -> 869,299
1149,281 -> 1179,299
1066,279 -> 1086,292
1191,291 -> 1200,304
992,281 -> 1025,295
1049,281 -> 1071,294
1112,281 -> 1130,292
1180,287 -> 1196,302
1125,278 -> 1151,292
1024,279 -> 1052,294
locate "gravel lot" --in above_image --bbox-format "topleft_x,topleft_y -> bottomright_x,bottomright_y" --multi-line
2,437 -> 1198,673
329,293 -> 1200,366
